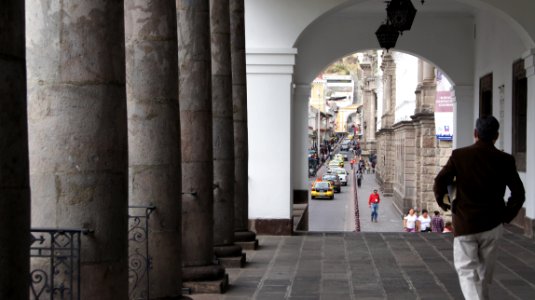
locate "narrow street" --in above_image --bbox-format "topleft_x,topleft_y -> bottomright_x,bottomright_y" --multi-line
356,172 -> 403,232
308,160 -> 355,232
308,151 -> 402,232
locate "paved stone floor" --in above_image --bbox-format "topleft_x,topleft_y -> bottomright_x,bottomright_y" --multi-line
190,229 -> 535,299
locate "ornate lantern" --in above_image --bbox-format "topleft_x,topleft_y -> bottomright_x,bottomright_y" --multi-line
375,21 -> 399,51
386,0 -> 417,34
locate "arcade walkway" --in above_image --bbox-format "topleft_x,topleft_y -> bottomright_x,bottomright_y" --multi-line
190,228 -> 535,299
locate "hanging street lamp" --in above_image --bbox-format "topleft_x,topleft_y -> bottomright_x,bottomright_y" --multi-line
386,0 -> 418,34
375,21 -> 399,51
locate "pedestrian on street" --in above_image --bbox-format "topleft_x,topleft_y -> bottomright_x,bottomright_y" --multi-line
368,189 -> 380,222
443,222 -> 453,233
359,159 -> 365,173
431,211 -> 445,233
403,208 -> 418,232
417,209 -> 431,232
434,116 -> 525,300
356,169 -> 362,187
350,158 -> 355,170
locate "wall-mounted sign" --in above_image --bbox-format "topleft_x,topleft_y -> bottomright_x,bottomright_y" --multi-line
435,71 -> 454,141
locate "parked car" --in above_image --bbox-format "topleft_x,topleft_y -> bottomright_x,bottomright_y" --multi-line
322,174 -> 341,193
329,167 -> 348,186
311,181 -> 334,200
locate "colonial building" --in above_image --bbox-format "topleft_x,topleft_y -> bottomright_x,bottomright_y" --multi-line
375,52 -> 454,214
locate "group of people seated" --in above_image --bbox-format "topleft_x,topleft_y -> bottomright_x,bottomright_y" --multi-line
403,208 -> 453,233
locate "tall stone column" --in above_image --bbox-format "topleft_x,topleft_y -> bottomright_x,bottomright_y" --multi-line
0,1 -> 29,298
420,62 -> 436,113
125,1 -> 182,298
360,62 -> 375,152
27,1 -> 128,298
381,54 -> 396,128
230,0 -> 258,248
210,0 -> 245,268
177,0 -> 228,293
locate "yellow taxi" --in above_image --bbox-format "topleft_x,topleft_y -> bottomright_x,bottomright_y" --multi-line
311,181 -> 334,200
329,158 -> 344,168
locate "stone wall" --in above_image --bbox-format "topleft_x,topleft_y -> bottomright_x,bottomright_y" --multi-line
392,122 -> 417,213
375,128 -> 394,196
377,115 -> 452,214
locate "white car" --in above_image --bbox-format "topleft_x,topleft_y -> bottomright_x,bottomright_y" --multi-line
328,167 -> 348,186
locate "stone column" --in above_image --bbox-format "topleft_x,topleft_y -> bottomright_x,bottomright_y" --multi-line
381,54 -> 396,128
27,1 -> 128,298
420,62 -> 436,113
422,61 -> 435,82
177,0 -> 228,293
360,62 -> 374,151
125,1 -> 182,298
417,60 -> 424,83
210,0 -> 245,268
0,1 -> 29,298
231,0 -> 258,248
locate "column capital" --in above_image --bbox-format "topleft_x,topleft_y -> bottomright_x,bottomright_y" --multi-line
246,48 -> 297,75
523,48 -> 535,77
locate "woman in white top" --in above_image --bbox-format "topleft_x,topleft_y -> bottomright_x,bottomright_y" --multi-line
417,209 -> 432,232
403,208 -> 418,232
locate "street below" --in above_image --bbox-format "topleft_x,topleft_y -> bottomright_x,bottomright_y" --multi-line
308,149 -> 402,232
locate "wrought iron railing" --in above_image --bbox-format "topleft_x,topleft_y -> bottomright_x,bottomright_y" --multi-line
128,205 -> 156,300
30,228 -> 90,300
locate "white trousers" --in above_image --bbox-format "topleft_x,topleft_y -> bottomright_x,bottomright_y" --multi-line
453,224 -> 503,300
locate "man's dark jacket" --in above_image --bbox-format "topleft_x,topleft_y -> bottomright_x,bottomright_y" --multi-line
434,140 -> 525,237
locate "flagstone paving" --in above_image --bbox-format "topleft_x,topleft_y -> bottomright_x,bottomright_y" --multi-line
189,229 -> 535,299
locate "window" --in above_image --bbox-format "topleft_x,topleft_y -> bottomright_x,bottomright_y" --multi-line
512,60 -> 527,171
479,73 -> 493,117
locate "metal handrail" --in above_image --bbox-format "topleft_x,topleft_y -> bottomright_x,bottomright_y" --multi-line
128,204 -> 156,300
30,228 -> 90,300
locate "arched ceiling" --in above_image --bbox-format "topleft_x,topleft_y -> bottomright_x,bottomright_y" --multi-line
288,0 -> 534,85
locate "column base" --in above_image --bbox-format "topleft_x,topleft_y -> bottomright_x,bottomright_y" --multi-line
234,230 -> 259,250
218,253 -> 246,268
248,219 -> 293,235
214,244 -> 246,268
182,265 -> 229,294
182,274 -> 229,294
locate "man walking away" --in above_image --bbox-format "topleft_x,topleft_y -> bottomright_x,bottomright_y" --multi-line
368,189 -> 381,222
431,211 -> 444,233
434,116 -> 525,300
